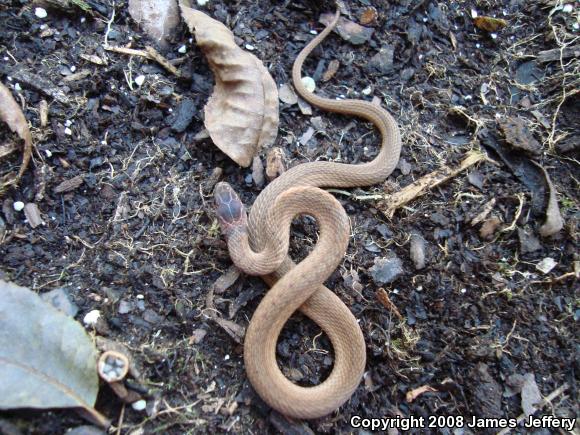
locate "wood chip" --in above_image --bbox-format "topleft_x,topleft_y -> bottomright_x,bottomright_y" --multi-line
214,265 -> 240,294
297,98 -> 312,115
8,66 -> 69,105
252,156 -> 265,187
266,147 -> 285,181
62,69 -> 91,83
80,53 -> 107,66
322,59 -> 340,82
39,100 -> 49,127
536,44 -> 580,63
54,175 -> 84,193
23,203 -> 43,228
299,126 -> 315,146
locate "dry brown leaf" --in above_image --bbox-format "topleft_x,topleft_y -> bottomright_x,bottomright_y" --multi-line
473,16 -> 508,32
0,82 -> 33,195
180,3 -> 279,167
406,385 -> 438,402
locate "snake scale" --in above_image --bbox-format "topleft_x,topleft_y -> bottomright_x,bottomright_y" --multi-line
214,9 -> 401,419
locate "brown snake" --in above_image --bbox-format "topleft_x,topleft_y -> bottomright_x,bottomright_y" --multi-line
214,10 -> 401,419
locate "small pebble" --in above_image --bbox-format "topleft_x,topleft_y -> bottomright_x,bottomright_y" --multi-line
14,83 -> 21,91
196,0 -> 209,5
13,201 -> 24,211
35,7 -> 47,18
177,45 -> 187,54
45,150 -> 52,157
64,127 -> 72,135
70,65 -> 76,72
301,76 -> 316,93
65,119 -> 72,127
131,400 -> 147,411
245,44 -> 255,51
362,86 -> 372,95
83,309 -> 101,326
562,4 -> 573,13
134,75 -> 145,87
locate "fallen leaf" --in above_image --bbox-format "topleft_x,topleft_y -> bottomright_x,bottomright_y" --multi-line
406,385 -> 438,402
181,3 -> 278,167
0,280 -> 108,427
474,16 -> 508,32
0,82 -> 33,194
128,0 -> 180,48
533,162 -> 564,237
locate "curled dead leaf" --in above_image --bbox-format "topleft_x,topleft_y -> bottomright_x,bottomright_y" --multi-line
180,3 -> 278,167
533,162 -> 564,237
0,82 -> 33,195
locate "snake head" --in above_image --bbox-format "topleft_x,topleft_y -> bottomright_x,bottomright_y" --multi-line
214,182 -> 248,238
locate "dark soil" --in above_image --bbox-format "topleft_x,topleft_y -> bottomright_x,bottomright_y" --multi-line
0,0 -> 578,433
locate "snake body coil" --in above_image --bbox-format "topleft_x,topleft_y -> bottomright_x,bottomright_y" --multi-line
214,10 -> 401,419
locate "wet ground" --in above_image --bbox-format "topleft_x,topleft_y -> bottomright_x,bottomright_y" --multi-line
0,0 -> 578,433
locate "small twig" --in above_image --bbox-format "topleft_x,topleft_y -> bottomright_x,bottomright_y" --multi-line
380,150 -> 487,218
115,403 -> 125,435
104,46 -> 181,77
496,383 -> 569,435
530,271 -> 579,285
145,46 -> 180,76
